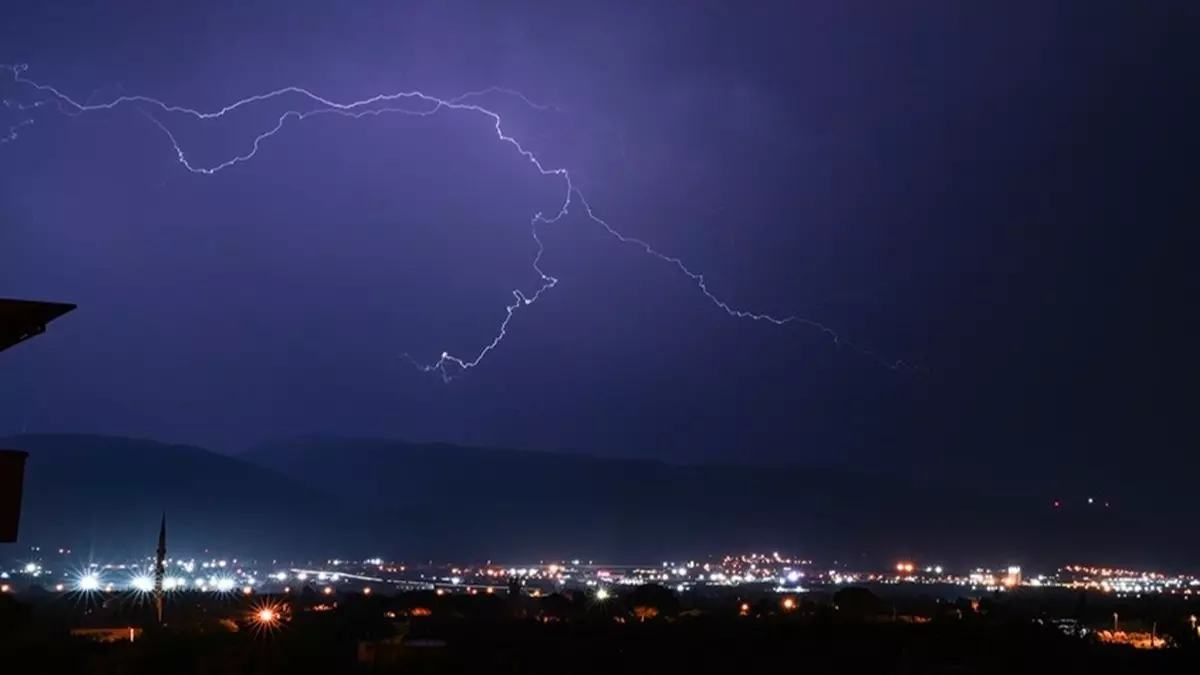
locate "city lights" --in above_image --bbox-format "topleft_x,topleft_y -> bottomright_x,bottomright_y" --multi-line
247,600 -> 288,635
4,551 -> 1195,614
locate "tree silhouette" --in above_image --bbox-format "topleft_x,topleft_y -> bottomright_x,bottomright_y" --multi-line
833,587 -> 883,618
625,584 -> 680,619
538,592 -> 574,621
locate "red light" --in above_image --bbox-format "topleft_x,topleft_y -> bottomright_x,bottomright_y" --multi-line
1053,501 -> 1060,508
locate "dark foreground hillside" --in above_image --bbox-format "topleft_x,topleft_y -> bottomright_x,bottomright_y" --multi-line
1,585 -> 1198,675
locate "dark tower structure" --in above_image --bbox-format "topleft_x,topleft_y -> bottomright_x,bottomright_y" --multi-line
154,513 -> 167,625
0,298 -> 75,544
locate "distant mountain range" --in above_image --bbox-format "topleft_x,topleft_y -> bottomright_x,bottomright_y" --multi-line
0,434 -> 360,559
0,434 -> 1190,570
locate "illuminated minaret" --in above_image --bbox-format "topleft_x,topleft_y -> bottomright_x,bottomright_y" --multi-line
153,512 -> 166,625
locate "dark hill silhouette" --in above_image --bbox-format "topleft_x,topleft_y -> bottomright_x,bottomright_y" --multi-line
0,433 -> 1186,568
0,434 -> 376,559
241,436 -> 1189,569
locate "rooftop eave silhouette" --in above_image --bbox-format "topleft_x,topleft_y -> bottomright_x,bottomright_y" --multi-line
0,298 -> 76,354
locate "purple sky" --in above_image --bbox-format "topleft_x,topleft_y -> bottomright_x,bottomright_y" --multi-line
0,1 -> 1194,495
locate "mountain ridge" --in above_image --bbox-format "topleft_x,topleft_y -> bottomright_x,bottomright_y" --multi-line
0,433 -> 370,559
1,433 -> 1191,570
240,435 -> 1187,569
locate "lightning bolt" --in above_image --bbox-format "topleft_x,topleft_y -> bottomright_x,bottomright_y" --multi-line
2,64 -> 913,380
1,95 -> 47,144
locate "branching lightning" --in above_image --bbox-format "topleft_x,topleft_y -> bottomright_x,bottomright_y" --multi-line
2,64 -> 911,380
2,95 -> 46,144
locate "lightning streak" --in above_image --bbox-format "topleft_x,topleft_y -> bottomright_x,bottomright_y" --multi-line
2,64 -> 910,380
2,96 -> 47,144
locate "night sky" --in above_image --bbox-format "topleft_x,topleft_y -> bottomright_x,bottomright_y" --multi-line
1,2 -> 1194,493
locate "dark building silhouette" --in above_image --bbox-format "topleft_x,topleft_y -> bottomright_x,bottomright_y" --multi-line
0,450 -> 28,543
0,298 -> 75,355
0,298 -> 76,543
